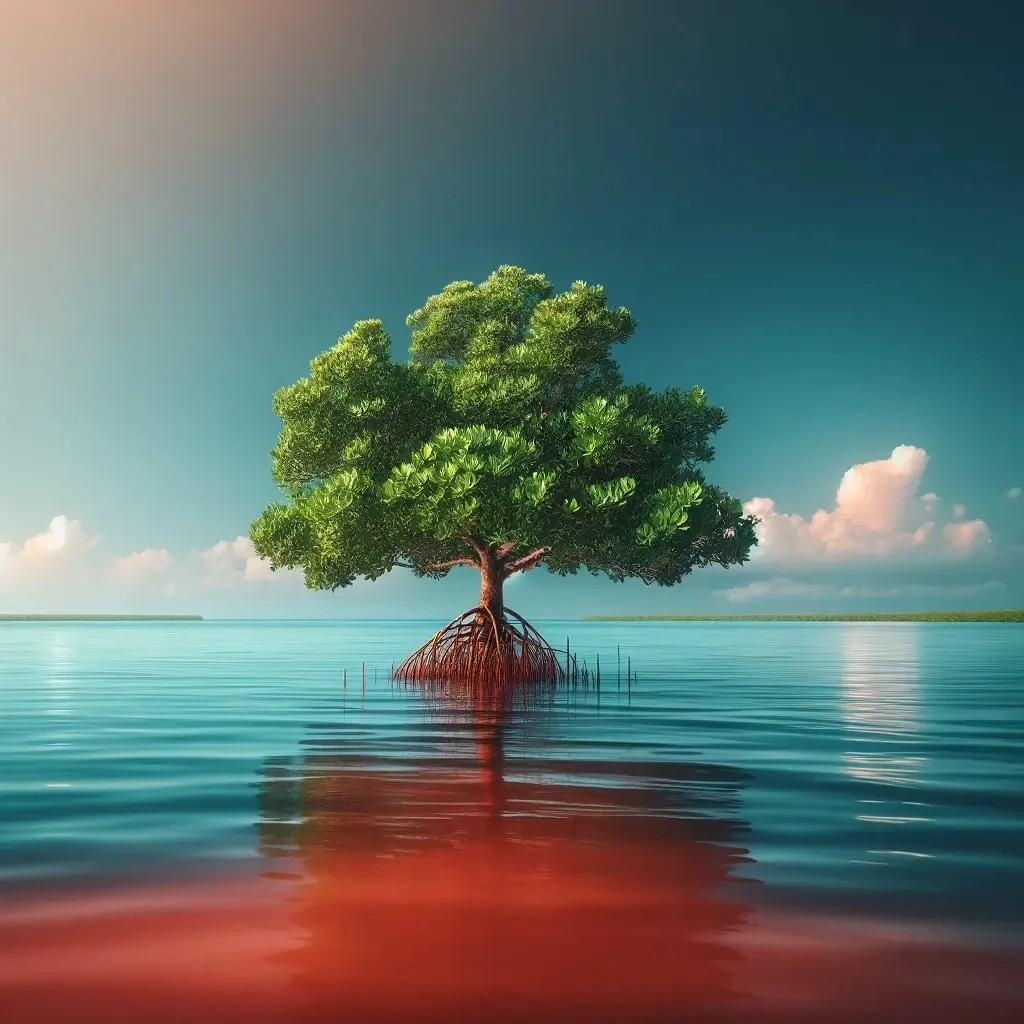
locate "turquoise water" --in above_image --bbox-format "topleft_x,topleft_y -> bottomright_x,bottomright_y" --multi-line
2,619 -> 1023,1020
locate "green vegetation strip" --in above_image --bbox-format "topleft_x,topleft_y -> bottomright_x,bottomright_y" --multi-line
0,615 -> 203,622
582,611 -> 1024,623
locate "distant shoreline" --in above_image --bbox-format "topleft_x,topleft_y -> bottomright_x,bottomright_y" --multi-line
582,611 -> 1024,623
0,615 -> 203,622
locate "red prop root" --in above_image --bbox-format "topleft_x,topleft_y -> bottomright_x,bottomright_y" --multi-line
393,607 -> 565,692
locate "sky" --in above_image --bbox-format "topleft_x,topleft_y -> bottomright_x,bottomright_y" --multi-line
1,0 -> 1022,617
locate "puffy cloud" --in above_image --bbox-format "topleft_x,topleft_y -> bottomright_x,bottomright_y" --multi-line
744,445 -> 991,561
719,578 -> 829,602
0,515 -> 101,581
0,517 -> 324,615
109,548 -> 173,584
199,536 -> 290,586
1,516 -> 296,600
0,516 -> 343,603
718,577 -> 1006,603
943,520 -> 989,551
1008,487 -> 1022,500
952,504 -> 966,518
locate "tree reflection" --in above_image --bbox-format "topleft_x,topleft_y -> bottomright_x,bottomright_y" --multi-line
255,686 -> 757,1022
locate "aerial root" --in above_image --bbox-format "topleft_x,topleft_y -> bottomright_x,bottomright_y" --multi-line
393,606 -> 564,695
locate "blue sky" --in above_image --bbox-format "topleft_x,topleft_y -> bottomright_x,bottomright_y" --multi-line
1,0 -> 1021,617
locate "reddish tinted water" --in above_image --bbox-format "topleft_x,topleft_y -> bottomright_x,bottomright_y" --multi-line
4,740 -> 1023,1023
3,620 -> 1024,1021
3,847 -> 1023,1022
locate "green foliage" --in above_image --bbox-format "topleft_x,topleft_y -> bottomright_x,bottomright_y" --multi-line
250,266 -> 758,590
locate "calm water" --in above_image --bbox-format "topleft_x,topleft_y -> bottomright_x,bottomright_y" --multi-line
2,620 -> 1023,1022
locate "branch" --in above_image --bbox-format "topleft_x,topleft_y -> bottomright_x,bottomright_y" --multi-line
423,557 -> 478,572
459,536 -> 489,561
504,546 -> 549,576
495,542 -> 517,563
393,553 -> 478,572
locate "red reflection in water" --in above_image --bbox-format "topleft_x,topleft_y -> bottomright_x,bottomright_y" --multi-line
3,867 -> 1023,1022
2,702 -> 1022,1023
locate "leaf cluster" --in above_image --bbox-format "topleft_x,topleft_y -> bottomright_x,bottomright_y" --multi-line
250,266 -> 758,589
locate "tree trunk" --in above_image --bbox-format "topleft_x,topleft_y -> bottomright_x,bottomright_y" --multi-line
478,551 -> 504,622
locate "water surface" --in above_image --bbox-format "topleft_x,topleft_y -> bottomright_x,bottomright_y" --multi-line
2,619 -> 1023,1021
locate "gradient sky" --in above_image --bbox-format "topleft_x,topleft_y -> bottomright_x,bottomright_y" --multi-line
1,0 -> 1021,617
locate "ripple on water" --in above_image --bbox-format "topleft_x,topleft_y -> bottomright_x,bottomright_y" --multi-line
0,619 -> 1023,1020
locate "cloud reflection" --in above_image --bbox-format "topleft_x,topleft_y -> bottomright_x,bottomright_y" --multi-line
840,625 -> 933,863
841,624 -> 926,786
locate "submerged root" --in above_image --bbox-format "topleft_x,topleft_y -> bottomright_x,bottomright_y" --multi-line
393,606 -> 564,697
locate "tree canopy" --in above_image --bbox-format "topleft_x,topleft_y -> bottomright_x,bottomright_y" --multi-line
250,266 -> 758,591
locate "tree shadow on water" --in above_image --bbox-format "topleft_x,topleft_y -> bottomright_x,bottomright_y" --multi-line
255,681 -> 759,1023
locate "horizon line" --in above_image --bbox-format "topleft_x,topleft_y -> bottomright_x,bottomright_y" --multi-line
2,610 -> 1023,624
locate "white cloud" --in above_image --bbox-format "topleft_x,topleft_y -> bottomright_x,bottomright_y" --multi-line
952,504 -> 966,518
943,520 -> 989,551
719,578 -> 830,603
744,445 -> 991,562
0,515 -> 101,581
1008,487 -> 1022,500
0,515 -> 394,609
199,536 -> 290,586
109,548 -> 173,584
718,577 -> 1006,603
